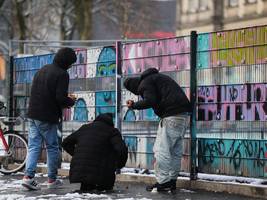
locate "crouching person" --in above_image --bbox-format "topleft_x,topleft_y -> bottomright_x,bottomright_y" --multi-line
62,113 -> 128,193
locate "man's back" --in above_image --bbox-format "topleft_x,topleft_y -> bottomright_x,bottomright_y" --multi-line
138,68 -> 191,118
62,113 -> 128,188
28,64 -> 67,123
28,47 -> 77,123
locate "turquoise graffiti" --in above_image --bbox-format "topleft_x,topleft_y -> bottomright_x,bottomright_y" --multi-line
95,46 -> 116,119
73,98 -> 88,121
95,91 -> 116,121
96,47 -> 116,77
197,33 -> 210,69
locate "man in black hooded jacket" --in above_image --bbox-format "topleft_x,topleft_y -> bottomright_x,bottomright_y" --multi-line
124,68 -> 191,192
62,113 -> 128,193
22,48 -> 77,191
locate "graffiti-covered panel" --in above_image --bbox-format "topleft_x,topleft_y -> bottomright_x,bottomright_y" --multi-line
122,37 -> 190,75
198,138 -> 267,177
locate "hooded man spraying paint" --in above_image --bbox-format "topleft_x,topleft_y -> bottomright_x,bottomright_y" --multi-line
124,67 -> 191,192
22,48 -> 77,190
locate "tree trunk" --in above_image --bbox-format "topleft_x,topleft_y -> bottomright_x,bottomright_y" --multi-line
14,0 -> 27,53
74,0 -> 92,40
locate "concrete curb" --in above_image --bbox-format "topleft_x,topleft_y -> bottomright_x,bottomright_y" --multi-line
37,167 -> 267,199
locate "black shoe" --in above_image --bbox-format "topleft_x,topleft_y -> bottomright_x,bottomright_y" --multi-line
157,181 -> 173,192
146,181 -> 173,192
146,183 -> 159,191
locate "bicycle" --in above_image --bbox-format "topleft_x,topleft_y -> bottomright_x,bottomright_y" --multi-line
0,101 -> 28,174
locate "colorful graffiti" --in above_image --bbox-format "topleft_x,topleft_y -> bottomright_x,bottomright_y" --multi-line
197,84 -> 267,121
197,26 -> 267,68
122,37 -> 190,75
65,47 -> 116,121
198,138 -> 267,177
96,47 -> 116,76
14,54 -> 54,84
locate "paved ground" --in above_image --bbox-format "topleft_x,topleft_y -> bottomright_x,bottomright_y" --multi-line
0,174 -> 264,200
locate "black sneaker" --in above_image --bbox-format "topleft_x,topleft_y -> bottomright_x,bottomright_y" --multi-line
157,181 -> 173,192
146,183 -> 159,191
146,181 -> 173,192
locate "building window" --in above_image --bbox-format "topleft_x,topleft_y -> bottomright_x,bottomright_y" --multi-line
229,0 -> 239,7
187,0 -> 209,13
199,0 -> 209,11
246,0 -> 257,3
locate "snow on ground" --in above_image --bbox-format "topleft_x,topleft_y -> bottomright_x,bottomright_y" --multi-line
0,193 -> 111,200
0,192 -> 153,200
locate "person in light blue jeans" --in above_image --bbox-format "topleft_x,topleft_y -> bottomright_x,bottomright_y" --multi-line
22,48 -> 77,190
25,119 -> 59,181
153,114 -> 190,185
124,68 -> 192,192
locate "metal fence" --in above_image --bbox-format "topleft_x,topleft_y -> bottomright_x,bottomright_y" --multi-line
11,25 -> 267,178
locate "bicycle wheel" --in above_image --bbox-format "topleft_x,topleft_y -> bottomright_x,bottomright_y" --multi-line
0,131 -> 28,174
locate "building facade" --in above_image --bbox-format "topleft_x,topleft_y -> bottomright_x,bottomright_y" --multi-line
176,0 -> 267,35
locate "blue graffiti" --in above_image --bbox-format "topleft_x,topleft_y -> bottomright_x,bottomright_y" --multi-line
96,47 -> 116,77
123,109 -> 136,121
73,98 -> 88,121
124,136 -> 137,162
140,108 -> 158,121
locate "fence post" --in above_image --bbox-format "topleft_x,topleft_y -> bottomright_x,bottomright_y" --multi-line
190,31 -> 198,180
115,41 -> 122,131
9,56 -> 14,124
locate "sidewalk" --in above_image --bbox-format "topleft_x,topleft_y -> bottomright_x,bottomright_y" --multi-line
0,172 -> 260,200
36,165 -> 267,199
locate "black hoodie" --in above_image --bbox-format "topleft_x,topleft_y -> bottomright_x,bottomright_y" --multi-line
62,113 -> 128,189
28,48 -> 77,123
124,68 -> 191,118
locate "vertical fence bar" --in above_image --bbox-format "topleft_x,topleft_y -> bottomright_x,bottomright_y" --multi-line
190,31 -> 198,180
9,56 -> 14,125
115,41 -> 122,131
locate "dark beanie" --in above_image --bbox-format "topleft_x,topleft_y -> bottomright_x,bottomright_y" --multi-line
94,113 -> 114,127
53,47 -> 77,70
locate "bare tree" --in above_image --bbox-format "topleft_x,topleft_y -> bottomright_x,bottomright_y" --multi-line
97,0 -> 154,39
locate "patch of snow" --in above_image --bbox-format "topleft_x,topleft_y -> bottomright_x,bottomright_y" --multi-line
180,189 -> 195,193
0,194 -> 25,200
179,172 -> 267,187
61,163 -> 70,170
117,199 -> 151,200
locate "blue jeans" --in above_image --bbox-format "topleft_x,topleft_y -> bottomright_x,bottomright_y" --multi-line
153,114 -> 190,184
25,119 -> 59,180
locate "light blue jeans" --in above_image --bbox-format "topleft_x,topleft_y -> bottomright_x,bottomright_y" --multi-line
25,119 -> 59,180
153,114 -> 190,184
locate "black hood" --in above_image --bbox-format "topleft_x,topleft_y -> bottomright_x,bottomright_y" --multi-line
123,77 -> 140,95
53,48 -> 77,70
140,68 -> 158,81
94,113 -> 114,127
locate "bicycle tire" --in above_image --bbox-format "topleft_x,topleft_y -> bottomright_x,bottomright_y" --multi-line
0,131 -> 28,175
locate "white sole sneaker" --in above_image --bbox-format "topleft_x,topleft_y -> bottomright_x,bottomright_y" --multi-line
22,178 -> 41,190
47,179 -> 63,189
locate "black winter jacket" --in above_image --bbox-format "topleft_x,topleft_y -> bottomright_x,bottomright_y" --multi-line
27,48 -> 77,123
124,68 -> 191,118
62,113 -> 128,188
